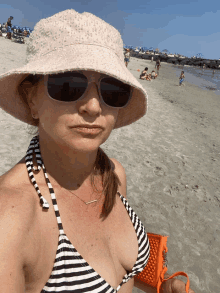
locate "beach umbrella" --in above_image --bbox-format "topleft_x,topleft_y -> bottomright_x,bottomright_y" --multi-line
141,47 -> 148,52
196,53 -> 203,58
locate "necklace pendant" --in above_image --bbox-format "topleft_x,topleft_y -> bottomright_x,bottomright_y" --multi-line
86,199 -> 98,205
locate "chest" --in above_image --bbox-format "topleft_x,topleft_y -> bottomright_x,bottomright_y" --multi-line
25,188 -> 139,292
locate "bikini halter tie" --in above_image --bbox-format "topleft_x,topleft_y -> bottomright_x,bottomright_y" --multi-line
25,135 -> 50,209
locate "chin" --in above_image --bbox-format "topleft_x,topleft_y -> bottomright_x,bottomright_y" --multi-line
59,136 -> 103,153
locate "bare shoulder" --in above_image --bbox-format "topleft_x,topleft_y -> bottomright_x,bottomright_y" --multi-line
109,158 -> 127,198
0,157 -> 37,230
0,159 -> 39,290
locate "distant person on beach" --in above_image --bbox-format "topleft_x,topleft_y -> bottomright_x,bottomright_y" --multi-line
5,16 -> 13,29
156,59 -> 161,75
179,70 -> 185,86
0,9 -> 195,293
151,70 -> 158,79
140,67 -> 152,80
124,48 -> 130,67
151,56 -> 154,62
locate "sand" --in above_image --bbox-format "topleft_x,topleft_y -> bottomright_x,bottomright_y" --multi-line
0,37 -> 220,293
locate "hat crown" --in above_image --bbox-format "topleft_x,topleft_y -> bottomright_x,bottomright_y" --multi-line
26,9 -> 124,64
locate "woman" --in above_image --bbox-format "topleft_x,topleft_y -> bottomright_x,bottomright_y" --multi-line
0,9 -> 194,293
5,16 -> 13,29
140,67 -> 152,81
156,59 -> 161,74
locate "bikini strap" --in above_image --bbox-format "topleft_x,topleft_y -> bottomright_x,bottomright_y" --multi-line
25,135 -> 49,209
25,136 -> 65,235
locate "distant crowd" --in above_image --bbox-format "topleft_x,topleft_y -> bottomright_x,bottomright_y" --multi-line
0,16 -> 32,43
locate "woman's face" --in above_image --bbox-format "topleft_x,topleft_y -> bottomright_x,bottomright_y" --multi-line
28,71 -> 119,152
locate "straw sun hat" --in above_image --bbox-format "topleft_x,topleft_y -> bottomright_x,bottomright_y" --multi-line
0,9 -> 147,129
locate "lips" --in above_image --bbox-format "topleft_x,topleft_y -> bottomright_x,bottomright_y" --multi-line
72,124 -> 104,130
73,127 -> 103,135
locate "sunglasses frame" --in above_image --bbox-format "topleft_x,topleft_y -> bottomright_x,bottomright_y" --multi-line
44,70 -> 133,109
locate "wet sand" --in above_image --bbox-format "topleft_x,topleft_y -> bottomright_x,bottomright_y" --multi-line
0,38 -> 220,292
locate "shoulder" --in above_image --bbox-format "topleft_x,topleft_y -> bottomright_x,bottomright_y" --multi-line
0,166 -> 40,280
0,160 -> 38,231
109,158 -> 127,198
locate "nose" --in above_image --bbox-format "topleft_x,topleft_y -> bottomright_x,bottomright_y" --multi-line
77,82 -> 102,116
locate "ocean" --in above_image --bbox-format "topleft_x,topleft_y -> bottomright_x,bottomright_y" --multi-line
172,64 -> 220,95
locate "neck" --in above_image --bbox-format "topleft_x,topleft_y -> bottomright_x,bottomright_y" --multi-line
37,134 -> 98,191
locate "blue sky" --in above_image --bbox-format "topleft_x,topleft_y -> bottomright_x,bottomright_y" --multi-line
0,0 -> 219,59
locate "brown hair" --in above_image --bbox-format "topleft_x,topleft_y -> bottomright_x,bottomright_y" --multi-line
18,74 -> 121,221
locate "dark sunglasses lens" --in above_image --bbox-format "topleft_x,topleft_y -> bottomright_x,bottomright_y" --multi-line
47,72 -> 88,102
100,78 -> 131,107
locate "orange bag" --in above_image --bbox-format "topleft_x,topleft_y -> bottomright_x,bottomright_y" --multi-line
134,233 -> 190,293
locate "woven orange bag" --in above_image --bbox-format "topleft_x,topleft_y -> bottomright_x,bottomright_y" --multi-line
134,233 -> 190,293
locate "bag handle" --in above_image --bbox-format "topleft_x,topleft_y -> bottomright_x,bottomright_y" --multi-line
157,270 -> 190,293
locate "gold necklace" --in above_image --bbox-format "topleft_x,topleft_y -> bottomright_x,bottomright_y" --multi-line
64,187 -> 99,205
62,171 -> 101,205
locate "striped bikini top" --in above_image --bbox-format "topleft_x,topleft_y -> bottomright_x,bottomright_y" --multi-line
25,136 -> 150,293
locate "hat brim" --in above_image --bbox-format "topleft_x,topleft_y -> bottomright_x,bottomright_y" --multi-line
0,44 -> 147,129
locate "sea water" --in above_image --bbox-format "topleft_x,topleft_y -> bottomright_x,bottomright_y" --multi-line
172,65 -> 220,95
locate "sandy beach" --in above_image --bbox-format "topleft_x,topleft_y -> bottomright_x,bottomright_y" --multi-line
0,38 -> 220,292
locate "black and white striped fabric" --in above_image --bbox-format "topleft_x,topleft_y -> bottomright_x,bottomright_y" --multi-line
25,136 -> 150,293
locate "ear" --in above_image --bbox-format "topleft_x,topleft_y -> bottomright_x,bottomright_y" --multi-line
22,81 -> 39,113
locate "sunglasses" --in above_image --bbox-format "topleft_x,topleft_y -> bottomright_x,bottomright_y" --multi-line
46,71 -> 132,108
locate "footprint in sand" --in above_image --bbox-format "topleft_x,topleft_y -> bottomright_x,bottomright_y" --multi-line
153,166 -> 166,176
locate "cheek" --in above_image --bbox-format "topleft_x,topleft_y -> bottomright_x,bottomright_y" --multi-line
105,109 -> 119,130
38,100 -> 56,124
38,100 -> 68,131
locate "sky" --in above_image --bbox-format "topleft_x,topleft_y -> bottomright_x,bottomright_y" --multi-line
0,0 -> 219,60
